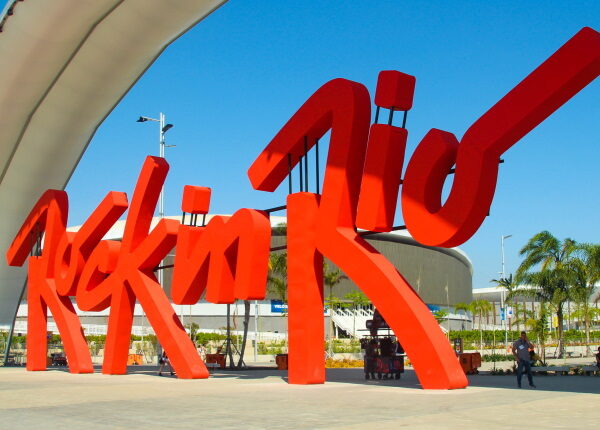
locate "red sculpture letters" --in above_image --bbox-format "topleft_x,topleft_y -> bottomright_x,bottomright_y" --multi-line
6,27 -> 600,389
402,27 -> 600,247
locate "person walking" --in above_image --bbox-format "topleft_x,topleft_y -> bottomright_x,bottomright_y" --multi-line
158,351 -> 174,376
512,331 -> 536,388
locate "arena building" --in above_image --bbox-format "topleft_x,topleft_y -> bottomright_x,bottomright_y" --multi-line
7,216 -> 473,339
472,286 -> 600,332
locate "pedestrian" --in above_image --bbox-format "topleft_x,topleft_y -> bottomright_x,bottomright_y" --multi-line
595,346 -> 600,370
158,351 -> 174,376
197,342 -> 207,361
364,338 -> 378,379
512,331 -> 536,388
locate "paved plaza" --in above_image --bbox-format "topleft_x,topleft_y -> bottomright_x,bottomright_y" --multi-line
0,365 -> 598,429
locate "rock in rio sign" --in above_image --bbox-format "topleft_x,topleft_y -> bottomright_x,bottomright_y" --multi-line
6,27 -> 600,389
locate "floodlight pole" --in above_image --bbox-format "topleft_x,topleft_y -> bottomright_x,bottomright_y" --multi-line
501,234 -> 512,349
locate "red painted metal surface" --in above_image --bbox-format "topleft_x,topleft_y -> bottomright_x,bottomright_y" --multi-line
249,78 -> 467,389
402,27 -> 600,247
6,27 -> 599,389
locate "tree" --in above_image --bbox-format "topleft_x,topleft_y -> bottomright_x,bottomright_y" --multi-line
510,306 -> 535,331
514,270 -> 559,362
567,243 -> 600,356
272,222 -> 287,236
509,302 -> 530,331
468,299 -> 493,353
187,322 -> 199,343
266,251 -> 289,353
453,302 -> 471,331
511,302 -> 550,363
238,249 -> 288,368
268,252 -> 288,303
324,262 -> 346,309
268,223 -> 288,303
516,231 -> 577,358
344,290 -> 369,308
235,300 -> 251,368
568,306 -> 600,329
454,302 -> 471,314
433,309 -> 449,324
491,274 -> 518,330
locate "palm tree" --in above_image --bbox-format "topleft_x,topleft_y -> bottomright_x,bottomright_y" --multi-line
514,270 -> 559,362
234,249 -> 288,369
268,252 -> 288,303
516,231 -> 577,358
433,309 -> 449,324
265,251 -> 288,353
453,302 -> 471,330
228,226 -> 292,370
324,262 -> 346,308
468,299 -> 493,353
509,302 -> 529,331
235,300 -> 251,369
510,306 -> 535,331
567,243 -> 600,356
510,302 -> 550,363
491,274 -> 518,330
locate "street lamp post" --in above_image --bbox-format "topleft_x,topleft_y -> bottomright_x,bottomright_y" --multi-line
501,234 -> 512,349
136,113 -> 174,219
137,113 -> 175,354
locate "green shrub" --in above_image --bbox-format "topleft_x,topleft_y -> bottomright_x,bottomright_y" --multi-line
325,339 -> 361,353
448,329 -> 600,345
193,332 -> 240,345
258,340 -> 287,355
482,353 -> 514,362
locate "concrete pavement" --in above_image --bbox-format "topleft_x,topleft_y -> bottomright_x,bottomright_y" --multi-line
0,366 -> 598,429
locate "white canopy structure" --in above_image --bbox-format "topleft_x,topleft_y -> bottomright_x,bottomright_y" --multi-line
0,0 -> 226,326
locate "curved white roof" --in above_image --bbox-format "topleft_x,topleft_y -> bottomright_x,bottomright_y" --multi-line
66,214 -> 473,275
0,0 -> 226,325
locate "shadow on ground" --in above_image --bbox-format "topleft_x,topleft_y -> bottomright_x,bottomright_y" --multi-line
36,364 -> 599,394
322,367 -> 599,394
465,370 -> 600,394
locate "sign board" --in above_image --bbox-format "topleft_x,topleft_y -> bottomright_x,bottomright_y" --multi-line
271,300 -> 288,313
506,306 -> 513,319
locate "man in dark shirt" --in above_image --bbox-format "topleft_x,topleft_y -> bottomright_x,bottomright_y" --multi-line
512,331 -> 536,388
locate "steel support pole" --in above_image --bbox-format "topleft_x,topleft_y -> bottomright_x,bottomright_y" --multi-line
501,234 -> 512,348
2,278 -> 27,366
253,300 -> 259,362
158,113 -> 172,353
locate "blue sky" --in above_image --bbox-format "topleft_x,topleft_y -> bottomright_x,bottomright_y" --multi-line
4,1 -> 600,291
